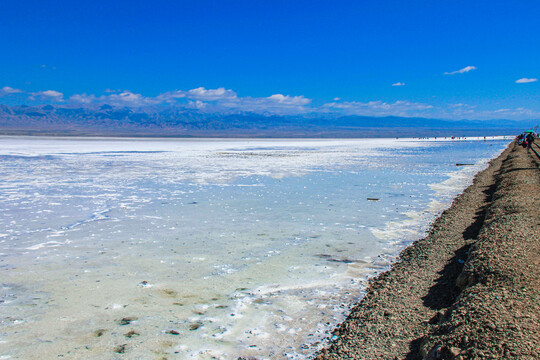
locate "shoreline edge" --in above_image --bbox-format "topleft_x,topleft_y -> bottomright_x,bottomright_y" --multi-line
314,140 -> 540,359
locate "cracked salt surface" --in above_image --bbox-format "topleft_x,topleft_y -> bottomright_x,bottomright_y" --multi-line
0,136 -> 510,359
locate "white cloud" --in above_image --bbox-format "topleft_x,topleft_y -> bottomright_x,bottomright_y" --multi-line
450,103 -> 476,109
392,82 -> 405,86
30,90 -> 64,102
267,94 -> 311,106
433,105 -> 540,120
186,87 -> 237,101
50,86 -> 540,120
187,100 -> 207,109
212,94 -> 312,115
444,66 -> 477,75
107,91 -> 147,105
65,87 -> 312,114
155,87 -> 236,103
70,90 -> 157,106
41,90 -> 63,97
70,90 -> 179,106
69,93 -> 96,104
481,107 -> 539,118
323,100 -> 434,117
0,86 -> 23,96
160,89 -> 311,115
515,78 -> 538,84
154,90 -> 186,103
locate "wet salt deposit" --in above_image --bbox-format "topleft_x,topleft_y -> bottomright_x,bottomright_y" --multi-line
0,136 -> 510,359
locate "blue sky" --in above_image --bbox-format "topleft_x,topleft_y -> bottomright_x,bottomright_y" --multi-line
0,0 -> 538,120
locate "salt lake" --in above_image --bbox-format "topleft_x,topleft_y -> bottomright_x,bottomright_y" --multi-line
0,136 -> 510,359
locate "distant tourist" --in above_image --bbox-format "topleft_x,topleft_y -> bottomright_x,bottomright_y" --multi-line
517,133 -> 525,146
526,131 -> 535,149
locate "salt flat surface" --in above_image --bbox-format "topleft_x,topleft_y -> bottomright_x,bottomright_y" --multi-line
0,136 -> 510,359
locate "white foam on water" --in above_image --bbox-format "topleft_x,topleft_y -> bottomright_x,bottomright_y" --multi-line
25,240 -> 66,250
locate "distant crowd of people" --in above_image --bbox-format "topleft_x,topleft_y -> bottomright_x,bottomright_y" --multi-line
517,130 -> 538,149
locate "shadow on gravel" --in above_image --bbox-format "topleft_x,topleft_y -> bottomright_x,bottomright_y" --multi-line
403,245 -> 473,360
462,180 -> 497,240
421,244 -> 471,311
462,208 -> 487,241
505,167 -> 539,173
421,178 -> 497,311
404,166 -> 501,359
531,143 -> 540,160
405,338 -> 424,360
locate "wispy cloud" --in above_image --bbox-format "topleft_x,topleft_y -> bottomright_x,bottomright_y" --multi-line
483,107 -> 540,118
70,91 -> 155,106
430,103 -> 540,120
213,93 -> 312,115
444,66 -> 477,75
450,103 -> 476,109
30,90 -> 64,102
323,100 -> 434,117
515,78 -> 538,84
266,94 -> 310,106
69,93 -> 96,104
105,91 -> 148,105
392,82 -> 405,86
67,87 -> 313,115
156,87 -> 237,103
0,86 -> 23,96
187,87 -> 237,101
187,100 -> 207,109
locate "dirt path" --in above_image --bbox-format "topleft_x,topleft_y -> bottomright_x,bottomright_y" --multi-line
315,141 -> 540,359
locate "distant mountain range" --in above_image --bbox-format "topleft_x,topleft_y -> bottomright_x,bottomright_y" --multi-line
0,104 -> 536,137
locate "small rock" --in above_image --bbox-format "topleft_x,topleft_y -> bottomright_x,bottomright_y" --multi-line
114,344 -> 127,354
93,329 -> 107,337
118,317 -> 137,326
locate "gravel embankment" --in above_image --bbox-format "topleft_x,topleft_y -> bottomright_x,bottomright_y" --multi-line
315,140 -> 540,359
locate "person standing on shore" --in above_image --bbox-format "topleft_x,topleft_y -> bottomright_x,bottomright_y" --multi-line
526,132 -> 535,150
517,133 -> 525,145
